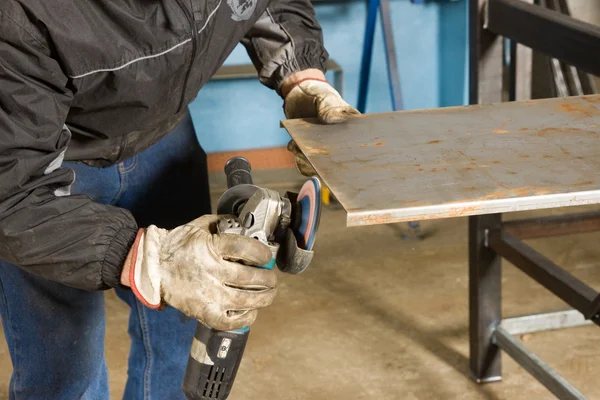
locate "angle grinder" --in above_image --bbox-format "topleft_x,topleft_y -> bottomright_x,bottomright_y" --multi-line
182,156 -> 321,400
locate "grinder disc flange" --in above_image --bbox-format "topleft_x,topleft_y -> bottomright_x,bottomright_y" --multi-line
295,177 -> 322,251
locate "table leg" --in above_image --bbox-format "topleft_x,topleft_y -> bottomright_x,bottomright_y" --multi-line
469,214 -> 503,383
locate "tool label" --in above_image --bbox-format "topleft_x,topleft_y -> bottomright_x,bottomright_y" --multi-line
218,338 -> 232,359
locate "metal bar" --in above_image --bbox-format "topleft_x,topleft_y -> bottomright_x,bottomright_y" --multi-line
357,0 -> 380,113
468,0 -> 479,105
379,0 -> 403,111
212,60 -> 343,81
578,68 -> 597,95
325,60 -> 343,74
508,39 -> 516,101
469,214 -> 503,383
477,0 -> 504,104
555,0 -> 594,97
552,0 -> 583,96
502,38 -> 517,101
585,71 -> 598,94
568,65 -> 584,96
501,310 -> 592,335
488,230 -> 599,318
538,0 -> 569,97
555,0 -> 596,95
545,0 -> 579,97
333,68 -> 344,97
551,58 -> 570,97
502,211 -> 600,240
493,327 -> 587,399
485,0 -> 600,76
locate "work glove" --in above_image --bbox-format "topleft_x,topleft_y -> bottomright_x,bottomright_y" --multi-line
125,215 -> 277,331
284,79 -> 360,176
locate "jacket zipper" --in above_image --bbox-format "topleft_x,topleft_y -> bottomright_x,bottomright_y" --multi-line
175,0 -> 198,113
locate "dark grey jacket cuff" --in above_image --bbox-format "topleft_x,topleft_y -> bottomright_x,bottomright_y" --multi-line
102,227 -> 138,289
273,46 -> 329,96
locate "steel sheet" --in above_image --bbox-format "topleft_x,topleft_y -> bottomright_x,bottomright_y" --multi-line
282,95 -> 600,226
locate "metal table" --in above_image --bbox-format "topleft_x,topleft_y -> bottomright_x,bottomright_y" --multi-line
283,94 -> 600,399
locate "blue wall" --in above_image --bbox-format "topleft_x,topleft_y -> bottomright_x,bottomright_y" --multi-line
189,0 -> 467,153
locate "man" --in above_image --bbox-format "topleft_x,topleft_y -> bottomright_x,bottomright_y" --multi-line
0,0 -> 358,398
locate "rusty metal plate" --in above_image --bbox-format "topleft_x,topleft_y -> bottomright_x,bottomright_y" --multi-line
282,95 -> 600,227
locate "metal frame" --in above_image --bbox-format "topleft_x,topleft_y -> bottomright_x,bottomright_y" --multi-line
488,230 -> 600,321
485,0 -> 600,76
534,0 -> 597,97
468,0 -> 600,398
468,215 -> 600,398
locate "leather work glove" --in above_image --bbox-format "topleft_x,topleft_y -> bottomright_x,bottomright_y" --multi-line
283,78 -> 360,176
287,140 -> 316,177
122,215 -> 277,331
284,79 -> 360,124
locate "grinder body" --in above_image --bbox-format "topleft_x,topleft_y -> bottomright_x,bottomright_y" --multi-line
182,325 -> 250,400
182,157 -> 319,400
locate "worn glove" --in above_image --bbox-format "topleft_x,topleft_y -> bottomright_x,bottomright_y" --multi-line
284,79 -> 360,124
284,79 -> 360,176
287,140 -> 316,177
126,215 -> 277,331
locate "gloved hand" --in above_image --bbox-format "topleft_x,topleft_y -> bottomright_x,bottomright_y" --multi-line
287,140 -> 316,177
283,76 -> 360,176
283,79 -> 360,124
121,215 -> 277,331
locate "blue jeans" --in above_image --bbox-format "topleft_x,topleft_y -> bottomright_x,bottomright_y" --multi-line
0,113 -> 212,399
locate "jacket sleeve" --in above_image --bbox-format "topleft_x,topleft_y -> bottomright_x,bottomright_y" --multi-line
241,0 -> 329,93
0,10 -> 138,291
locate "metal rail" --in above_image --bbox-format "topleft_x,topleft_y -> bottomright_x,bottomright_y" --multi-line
488,230 -> 600,319
503,212 -> 600,240
501,310 -> 592,335
379,0 -> 403,111
493,327 -> 587,400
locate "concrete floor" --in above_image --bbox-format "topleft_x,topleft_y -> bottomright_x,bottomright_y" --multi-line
1,174 -> 600,399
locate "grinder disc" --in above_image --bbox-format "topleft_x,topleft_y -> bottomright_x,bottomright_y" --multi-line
295,177 -> 322,251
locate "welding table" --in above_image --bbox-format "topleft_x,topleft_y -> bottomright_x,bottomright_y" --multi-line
283,94 -> 600,399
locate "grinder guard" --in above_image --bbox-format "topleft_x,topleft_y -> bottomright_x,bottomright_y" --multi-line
216,158 -> 320,275
275,227 -> 314,274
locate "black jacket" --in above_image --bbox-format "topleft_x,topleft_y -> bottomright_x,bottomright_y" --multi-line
0,0 -> 327,290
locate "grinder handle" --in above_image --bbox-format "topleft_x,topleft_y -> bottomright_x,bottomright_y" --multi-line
224,157 -> 253,189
